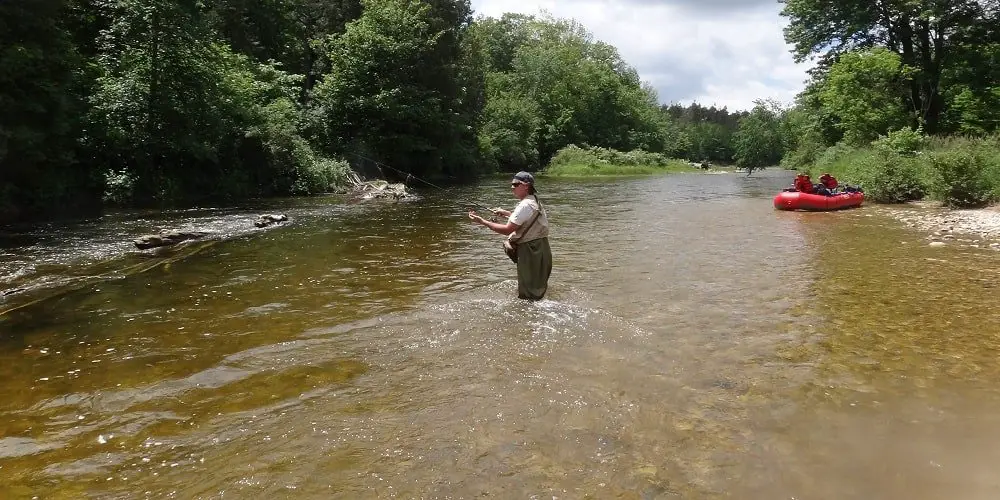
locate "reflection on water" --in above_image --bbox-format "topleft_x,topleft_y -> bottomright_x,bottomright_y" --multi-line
2,170 -> 1000,498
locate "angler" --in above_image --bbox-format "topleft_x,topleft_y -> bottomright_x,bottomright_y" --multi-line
468,172 -> 553,301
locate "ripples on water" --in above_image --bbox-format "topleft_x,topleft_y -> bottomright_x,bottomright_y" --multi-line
2,170 -> 1000,498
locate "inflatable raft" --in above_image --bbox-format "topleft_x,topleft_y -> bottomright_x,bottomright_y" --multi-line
773,190 -> 865,211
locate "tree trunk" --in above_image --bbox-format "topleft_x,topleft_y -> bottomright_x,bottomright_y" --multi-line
896,17 -> 924,128
917,18 -> 943,133
143,5 -> 163,202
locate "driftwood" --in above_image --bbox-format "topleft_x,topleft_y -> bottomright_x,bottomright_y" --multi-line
345,170 -> 412,201
133,213 -> 288,250
255,213 -> 288,228
133,230 -> 212,250
350,179 -> 411,201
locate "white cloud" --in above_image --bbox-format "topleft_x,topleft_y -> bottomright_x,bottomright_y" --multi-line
469,0 -> 813,111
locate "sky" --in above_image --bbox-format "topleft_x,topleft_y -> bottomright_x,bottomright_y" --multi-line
469,0 -> 813,112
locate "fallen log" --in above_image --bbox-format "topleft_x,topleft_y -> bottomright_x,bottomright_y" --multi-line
133,230 -> 211,250
350,179 -> 411,201
255,213 -> 288,228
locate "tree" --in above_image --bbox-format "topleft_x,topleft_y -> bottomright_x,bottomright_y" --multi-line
0,0 -> 98,219
733,100 -> 786,175
315,0 -> 480,179
781,0 -> 992,134
818,47 -> 913,145
471,13 -> 668,168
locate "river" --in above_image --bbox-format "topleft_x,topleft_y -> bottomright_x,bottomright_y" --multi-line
2,169 -> 999,499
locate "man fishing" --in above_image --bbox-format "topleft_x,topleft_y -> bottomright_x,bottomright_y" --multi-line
468,172 -> 552,301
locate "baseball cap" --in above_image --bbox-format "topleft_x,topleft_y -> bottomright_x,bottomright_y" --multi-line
512,171 -> 535,184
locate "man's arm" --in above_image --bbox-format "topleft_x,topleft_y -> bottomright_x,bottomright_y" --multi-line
476,217 -> 520,235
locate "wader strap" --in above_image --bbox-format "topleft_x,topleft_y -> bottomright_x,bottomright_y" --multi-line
509,197 -> 542,244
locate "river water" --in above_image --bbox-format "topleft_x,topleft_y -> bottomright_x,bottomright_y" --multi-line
2,170 -> 1000,499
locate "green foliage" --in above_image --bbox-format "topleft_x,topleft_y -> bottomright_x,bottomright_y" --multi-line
659,102 -> 745,162
314,0 -> 481,179
0,0 -> 99,220
780,0 -> 995,135
247,98 -> 351,196
14,0 -> 1000,222
819,48 -> 913,145
871,127 -> 927,156
88,0 -> 250,203
545,144 -> 687,176
947,86 -> 1000,136
5,0 -> 699,221
850,150 -> 927,203
779,140 -> 825,172
733,99 -> 786,173
477,78 -> 542,170
803,134 -> 1000,205
470,13 -> 667,170
927,145 -> 1000,208
103,169 -> 138,205
779,103 -> 829,171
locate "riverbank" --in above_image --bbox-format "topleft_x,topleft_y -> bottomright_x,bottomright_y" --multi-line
789,131 -> 1000,206
541,144 -> 727,177
881,200 -> 1000,249
543,159 -> 694,176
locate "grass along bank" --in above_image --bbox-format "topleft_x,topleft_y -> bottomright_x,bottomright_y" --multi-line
785,129 -> 1000,208
542,145 -> 695,177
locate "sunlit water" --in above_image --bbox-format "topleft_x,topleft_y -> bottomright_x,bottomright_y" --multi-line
2,170 -> 1000,498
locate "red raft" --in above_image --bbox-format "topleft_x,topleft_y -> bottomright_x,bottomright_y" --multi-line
773,190 -> 865,211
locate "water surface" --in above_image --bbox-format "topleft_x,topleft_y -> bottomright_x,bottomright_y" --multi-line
2,170 -> 999,499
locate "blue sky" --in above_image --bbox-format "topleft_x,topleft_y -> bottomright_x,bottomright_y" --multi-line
469,0 -> 812,111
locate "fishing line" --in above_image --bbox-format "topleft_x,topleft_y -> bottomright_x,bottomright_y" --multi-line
346,152 -> 501,214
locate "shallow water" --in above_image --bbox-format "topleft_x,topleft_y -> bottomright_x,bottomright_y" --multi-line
2,170 -> 999,498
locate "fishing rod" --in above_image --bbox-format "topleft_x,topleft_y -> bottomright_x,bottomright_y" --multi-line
346,152 -> 502,215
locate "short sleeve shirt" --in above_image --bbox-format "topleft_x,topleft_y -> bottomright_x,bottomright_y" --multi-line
507,196 -> 549,242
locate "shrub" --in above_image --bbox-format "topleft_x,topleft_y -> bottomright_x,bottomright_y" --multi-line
545,144 -> 688,176
102,169 -> 137,206
928,147 -> 996,208
872,127 -> 926,156
548,144 -> 673,168
780,139 -> 824,171
292,156 -> 352,195
851,149 -> 926,203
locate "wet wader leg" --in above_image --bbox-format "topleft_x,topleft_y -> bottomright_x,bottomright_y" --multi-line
516,237 -> 552,300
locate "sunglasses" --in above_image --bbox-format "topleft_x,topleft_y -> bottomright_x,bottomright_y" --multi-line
511,182 -> 524,187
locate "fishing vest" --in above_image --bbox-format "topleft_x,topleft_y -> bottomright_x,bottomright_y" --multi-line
508,196 -> 549,243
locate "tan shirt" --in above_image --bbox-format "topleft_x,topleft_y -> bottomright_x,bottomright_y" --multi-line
507,196 -> 549,243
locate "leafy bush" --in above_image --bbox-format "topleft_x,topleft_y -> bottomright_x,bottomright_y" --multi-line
779,139 -> 824,171
246,93 -> 351,196
548,144 -> 673,168
928,148 -> 997,208
850,150 -> 925,203
803,141 -> 872,184
872,127 -> 926,156
797,134 -> 1000,206
292,156 -> 352,195
544,144 -> 690,176
102,169 -> 137,206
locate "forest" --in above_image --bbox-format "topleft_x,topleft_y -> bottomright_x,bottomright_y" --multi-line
3,0 -> 1000,224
